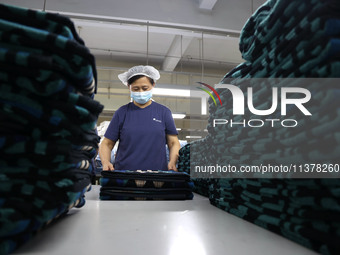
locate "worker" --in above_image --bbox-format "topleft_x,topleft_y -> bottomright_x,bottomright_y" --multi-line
99,65 -> 181,171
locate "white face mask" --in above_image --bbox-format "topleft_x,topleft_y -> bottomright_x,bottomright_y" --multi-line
130,89 -> 153,104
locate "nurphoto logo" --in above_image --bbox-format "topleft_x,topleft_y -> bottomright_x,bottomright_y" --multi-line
206,84 -> 312,128
196,82 -> 222,106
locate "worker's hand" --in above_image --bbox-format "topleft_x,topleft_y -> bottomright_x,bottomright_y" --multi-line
102,162 -> 114,171
168,162 -> 178,172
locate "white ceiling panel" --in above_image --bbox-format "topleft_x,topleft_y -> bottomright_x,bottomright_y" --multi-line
183,37 -> 243,65
0,0 -> 45,9
45,0 -> 251,31
199,0 -> 218,10
0,0 -> 267,131
0,0 -> 267,72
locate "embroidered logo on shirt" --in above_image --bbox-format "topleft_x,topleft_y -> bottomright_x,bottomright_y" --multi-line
153,118 -> 162,123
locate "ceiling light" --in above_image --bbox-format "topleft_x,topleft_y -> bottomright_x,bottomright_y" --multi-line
176,128 -> 182,131
153,88 -> 190,97
172,113 -> 186,119
186,136 -> 202,139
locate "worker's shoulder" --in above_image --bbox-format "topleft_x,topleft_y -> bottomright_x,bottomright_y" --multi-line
116,102 -> 132,112
112,103 -> 131,119
152,101 -> 171,112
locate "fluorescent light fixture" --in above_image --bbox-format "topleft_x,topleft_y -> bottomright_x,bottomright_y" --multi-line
176,128 -> 182,131
172,113 -> 186,119
186,136 -> 202,139
153,88 -> 190,97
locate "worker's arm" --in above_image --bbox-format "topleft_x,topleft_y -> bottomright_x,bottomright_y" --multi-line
99,137 -> 116,171
166,134 -> 180,171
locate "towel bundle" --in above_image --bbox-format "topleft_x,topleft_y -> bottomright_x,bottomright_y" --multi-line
205,79 -> 340,174
177,143 -> 190,173
178,143 -> 211,197
223,0 -> 340,79
187,0 -> 340,177
99,170 -> 194,200
209,178 -> 340,254
176,0 -> 340,254
0,4 -> 103,254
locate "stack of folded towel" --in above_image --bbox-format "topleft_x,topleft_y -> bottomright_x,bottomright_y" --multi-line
177,0 -> 340,254
178,143 -> 211,197
209,178 -> 340,254
0,4 -> 103,254
99,170 -> 194,200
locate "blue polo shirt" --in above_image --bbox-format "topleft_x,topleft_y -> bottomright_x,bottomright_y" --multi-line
104,101 -> 178,171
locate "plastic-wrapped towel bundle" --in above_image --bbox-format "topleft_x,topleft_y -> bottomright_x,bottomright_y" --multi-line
99,170 -> 194,200
0,3 -> 103,255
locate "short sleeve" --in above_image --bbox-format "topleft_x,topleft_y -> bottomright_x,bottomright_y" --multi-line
164,108 -> 178,135
104,107 -> 123,142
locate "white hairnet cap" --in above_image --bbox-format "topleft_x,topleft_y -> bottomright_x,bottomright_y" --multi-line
118,65 -> 160,86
